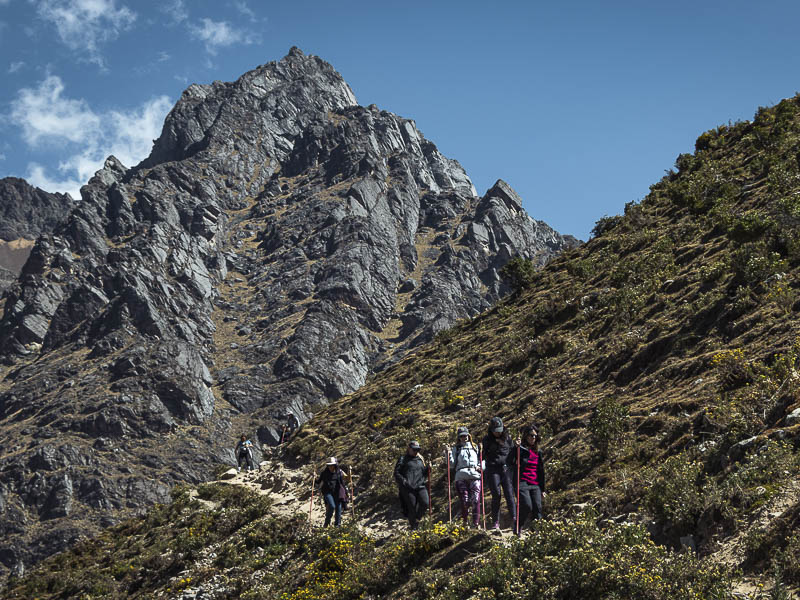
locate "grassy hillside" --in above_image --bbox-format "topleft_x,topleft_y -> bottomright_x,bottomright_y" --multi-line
6,96 -> 800,598
4,483 -> 737,599
291,96 -> 800,585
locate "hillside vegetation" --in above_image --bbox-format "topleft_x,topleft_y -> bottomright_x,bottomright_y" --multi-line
6,95 -> 800,599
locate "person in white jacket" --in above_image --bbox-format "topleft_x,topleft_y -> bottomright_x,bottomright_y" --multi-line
447,426 -> 483,527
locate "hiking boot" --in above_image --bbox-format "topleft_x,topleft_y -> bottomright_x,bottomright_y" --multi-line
237,467 -> 241,473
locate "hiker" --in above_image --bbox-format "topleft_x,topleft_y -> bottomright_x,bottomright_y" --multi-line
236,434 -> 256,472
317,457 -> 348,527
394,440 -> 430,530
482,417 -> 517,531
447,426 -> 483,527
285,412 -> 299,441
511,425 -> 547,535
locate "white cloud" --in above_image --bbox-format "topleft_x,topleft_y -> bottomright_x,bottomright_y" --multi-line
8,60 -> 25,73
157,51 -> 170,62
32,0 -> 136,67
10,74 -> 172,198
160,0 -> 187,24
190,17 -> 254,55
232,1 -> 256,22
11,75 -> 101,145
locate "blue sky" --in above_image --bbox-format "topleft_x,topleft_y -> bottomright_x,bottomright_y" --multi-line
1,1 -> 800,240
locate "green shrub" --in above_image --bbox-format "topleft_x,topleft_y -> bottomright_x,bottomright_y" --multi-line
440,513 -> 735,600
644,453 -> 705,533
591,214 -> 623,237
727,210 -> 775,243
731,243 -> 788,285
500,257 -> 537,291
711,348 -> 753,389
589,397 -> 629,459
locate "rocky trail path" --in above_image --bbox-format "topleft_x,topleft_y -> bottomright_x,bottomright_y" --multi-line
205,452 -> 520,542
712,480 -> 800,597
210,454 -> 402,538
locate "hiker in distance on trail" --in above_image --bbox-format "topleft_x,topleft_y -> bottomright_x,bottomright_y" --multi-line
317,457 -> 348,527
511,425 -> 547,535
482,417 -> 517,531
446,426 -> 483,527
285,412 -> 299,440
394,440 -> 431,530
235,434 -> 256,472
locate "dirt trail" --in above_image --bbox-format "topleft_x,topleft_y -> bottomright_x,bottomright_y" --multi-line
210,454 -> 403,537
712,480 -> 800,595
208,452 -> 519,541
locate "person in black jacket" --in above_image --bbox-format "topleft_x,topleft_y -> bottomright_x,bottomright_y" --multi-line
318,457 -> 347,527
481,417 -> 517,531
394,440 -> 430,530
510,425 -> 546,535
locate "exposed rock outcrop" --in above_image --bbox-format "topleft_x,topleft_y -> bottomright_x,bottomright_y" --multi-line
0,179 -> 72,294
0,48 -> 578,576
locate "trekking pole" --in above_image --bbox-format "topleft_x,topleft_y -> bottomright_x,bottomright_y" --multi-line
445,449 -> 452,524
308,474 -> 315,529
479,444 -> 486,530
279,425 -> 287,445
427,464 -> 433,518
348,467 -> 356,521
515,441 -> 521,535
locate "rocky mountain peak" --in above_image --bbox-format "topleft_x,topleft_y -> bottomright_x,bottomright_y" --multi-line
143,47 -> 357,169
0,48 -> 577,576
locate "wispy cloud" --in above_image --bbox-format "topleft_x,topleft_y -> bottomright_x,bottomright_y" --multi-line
9,60 -> 25,73
160,0 -> 187,24
189,17 -> 255,55
232,0 -> 256,22
0,153 -> 6,161
157,51 -> 170,62
10,74 -> 172,197
31,0 -> 136,68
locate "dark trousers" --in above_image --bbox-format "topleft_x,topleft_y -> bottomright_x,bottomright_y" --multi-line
518,483 -> 542,531
486,466 -> 516,525
323,492 -> 343,527
237,450 -> 254,470
400,487 -> 429,528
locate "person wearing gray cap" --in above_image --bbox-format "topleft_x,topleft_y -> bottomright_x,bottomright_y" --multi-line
394,440 -> 430,530
481,417 -> 517,531
446,426 -> 482,527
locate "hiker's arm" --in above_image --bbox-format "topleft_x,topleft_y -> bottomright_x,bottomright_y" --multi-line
393,458 -> 408,487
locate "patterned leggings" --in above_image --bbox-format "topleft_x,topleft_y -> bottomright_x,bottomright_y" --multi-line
455,479 -> 481,525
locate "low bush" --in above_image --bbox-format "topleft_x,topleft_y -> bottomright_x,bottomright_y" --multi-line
589,397 -> 629,459
439,513 -> 735,600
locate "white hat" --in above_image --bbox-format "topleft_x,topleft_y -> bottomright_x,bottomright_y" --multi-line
326,457 -> 338,466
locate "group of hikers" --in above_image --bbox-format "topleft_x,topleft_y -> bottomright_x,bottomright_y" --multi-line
392,417 -> 546,534
234,415 -> 546,535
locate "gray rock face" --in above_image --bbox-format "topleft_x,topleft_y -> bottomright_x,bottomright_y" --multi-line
0,47 -> 578,577
0,178 -> 73,242
0,179 -> 73,294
